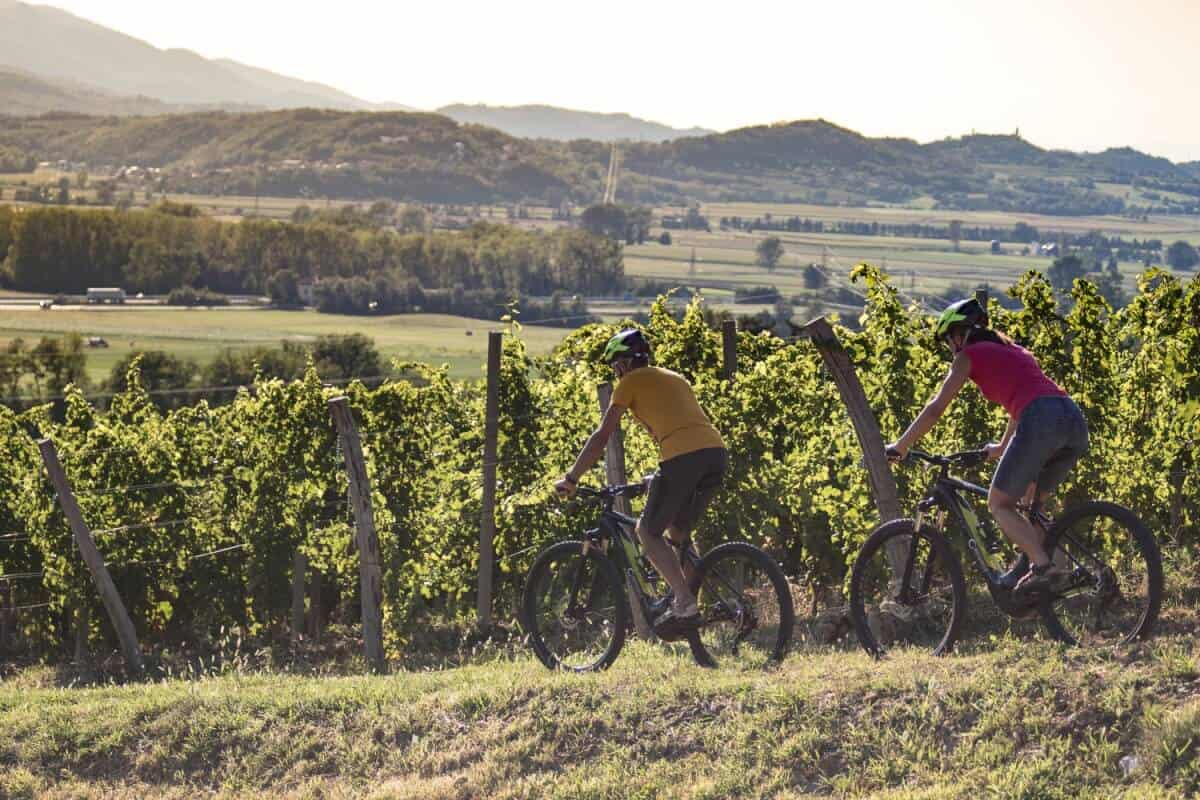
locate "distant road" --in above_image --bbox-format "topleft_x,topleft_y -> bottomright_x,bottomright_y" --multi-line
0,296 -> 266,311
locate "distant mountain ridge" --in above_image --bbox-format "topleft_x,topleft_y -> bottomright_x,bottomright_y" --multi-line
437,104 -> 713,142
0,66 -> 178,116
2,111 -> 1198,216
0,0 -> 406,111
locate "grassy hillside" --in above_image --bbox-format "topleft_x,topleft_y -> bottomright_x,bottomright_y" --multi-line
3,630 -> 1199,798
3,110 -> 1199,213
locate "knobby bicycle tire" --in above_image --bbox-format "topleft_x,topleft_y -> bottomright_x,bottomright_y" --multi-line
522,540 -> 628,672
849,519 -> 967,658
687,541 -> 795,666
1038,501 -> 1162,646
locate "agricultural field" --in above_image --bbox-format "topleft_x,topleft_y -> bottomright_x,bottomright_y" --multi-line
0,309 -> 570,385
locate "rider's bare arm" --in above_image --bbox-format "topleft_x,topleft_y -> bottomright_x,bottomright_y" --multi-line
987,414 -> 1019,461
556,403 -> 626,495
891,352 -> 971,455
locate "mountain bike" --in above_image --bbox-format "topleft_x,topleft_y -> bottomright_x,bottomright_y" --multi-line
522,481 -> 795,671
849,448 -> 1162,657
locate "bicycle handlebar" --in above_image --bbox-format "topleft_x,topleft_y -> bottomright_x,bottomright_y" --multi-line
889,447 -> 989,469
573,481 -> 648,502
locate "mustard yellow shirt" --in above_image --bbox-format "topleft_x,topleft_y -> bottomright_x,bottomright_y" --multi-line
611,366 -> 725,462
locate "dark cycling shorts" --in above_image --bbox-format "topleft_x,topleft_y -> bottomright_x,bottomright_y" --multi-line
993,396 -> 1089,498
639,447 -> 727,540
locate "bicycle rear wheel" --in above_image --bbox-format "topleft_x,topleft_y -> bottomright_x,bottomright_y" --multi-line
522,540 -> 627,671
1038,501 -> 1162,647
687,542 -> 794,667
849,519 -> 967,658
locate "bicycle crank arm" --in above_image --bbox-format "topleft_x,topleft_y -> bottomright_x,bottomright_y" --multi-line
625,570 -> 658,642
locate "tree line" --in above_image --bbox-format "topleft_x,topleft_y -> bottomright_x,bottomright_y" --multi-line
0,204 -> 624,298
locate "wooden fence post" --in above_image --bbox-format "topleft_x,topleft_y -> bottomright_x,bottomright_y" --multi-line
597,383 -> 631,515
722,319 -> 738,382
478,331 -> 502,630
290,549 -> 307,645
800,319 -> 906,571
38,439 -> 144,677
328,397 -> 385,673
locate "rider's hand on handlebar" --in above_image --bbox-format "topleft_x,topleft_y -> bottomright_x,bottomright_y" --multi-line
554,476 -> 578,499
885,442 -> 908,463
984,442 -> 1003,462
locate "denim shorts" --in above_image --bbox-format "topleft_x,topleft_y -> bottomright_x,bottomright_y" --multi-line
992,396 -> 1089,498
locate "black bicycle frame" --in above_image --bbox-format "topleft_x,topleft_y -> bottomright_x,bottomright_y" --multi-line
917,473 -> 1005,580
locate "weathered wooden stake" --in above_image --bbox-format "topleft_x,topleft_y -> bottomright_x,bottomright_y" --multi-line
38,438 -> 144,676
800,319 -> 905,571
73,602 -> 90,666
0,583 -> 11,651
597,383 -> 631,515
290,549 -> 307,645
308,570 -> 323,638
722,319 -> 738,382
478,331 -> 502,630
328,397 -> 385,673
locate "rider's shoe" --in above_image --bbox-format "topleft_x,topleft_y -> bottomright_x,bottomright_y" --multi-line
997,554 -> 1030,589
1014,562 -> 1072,598
647,592 -> 674,619
653,601 -> 700,641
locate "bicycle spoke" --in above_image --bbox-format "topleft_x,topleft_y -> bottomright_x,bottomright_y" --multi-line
850,522 -> 964,657
1040,504 -> 1160,647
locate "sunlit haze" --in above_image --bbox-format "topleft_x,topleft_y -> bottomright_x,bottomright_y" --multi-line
25,0 -> 1200,161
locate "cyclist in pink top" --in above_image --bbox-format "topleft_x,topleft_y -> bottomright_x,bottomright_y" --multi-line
886,297 -> 1089,596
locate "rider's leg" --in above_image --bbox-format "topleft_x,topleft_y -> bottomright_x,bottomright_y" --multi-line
665,525 -> 698,585
637,521 -> 696,611
989,485 -> 1051,565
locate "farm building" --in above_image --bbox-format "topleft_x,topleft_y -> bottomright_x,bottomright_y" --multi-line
86,287 -> 126,304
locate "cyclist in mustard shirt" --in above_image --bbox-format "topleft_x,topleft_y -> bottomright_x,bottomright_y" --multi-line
555,328 -> 728,636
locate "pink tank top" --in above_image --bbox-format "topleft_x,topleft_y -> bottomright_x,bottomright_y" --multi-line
962,341 -> 1066,418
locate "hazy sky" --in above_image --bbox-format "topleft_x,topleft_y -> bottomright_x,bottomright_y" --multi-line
40,0 -> 1200,161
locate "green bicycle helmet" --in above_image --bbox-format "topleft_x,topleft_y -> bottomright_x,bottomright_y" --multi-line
602,328 -> 651,365
935,297 -> 988,342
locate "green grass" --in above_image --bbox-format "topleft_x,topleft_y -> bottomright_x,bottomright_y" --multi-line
2,632 -> 1199,798
0,309 -> 570,384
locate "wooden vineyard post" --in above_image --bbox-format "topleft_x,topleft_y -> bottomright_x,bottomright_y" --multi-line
328,397 -> 385,674
597,383 -> 631,515
38,439 -> 144,677
799,319 -> 906,572
722,319 -> 738,382
291,549 -> 307,646
478,331 -> 502,630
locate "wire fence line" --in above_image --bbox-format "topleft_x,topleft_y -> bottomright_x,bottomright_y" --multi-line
0,571 -> 44,582
0,372 -> 421,408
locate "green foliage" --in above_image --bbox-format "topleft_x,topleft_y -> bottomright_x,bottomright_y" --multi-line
1167,240 -> 1199,270
0,266 -> 1196,662
0,207 -> 624,298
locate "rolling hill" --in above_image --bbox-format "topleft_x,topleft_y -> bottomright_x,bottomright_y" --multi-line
437,103 -> 712,142
0,67 -> 177,116
1,109 -> 1198,214
0,0 -> 384,110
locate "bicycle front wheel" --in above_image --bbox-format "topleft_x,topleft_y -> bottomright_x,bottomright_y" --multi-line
522,540 -> 628,672
1038,501 -> 1162,647
849,519 -> 967,658
687,542 -> 795,667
